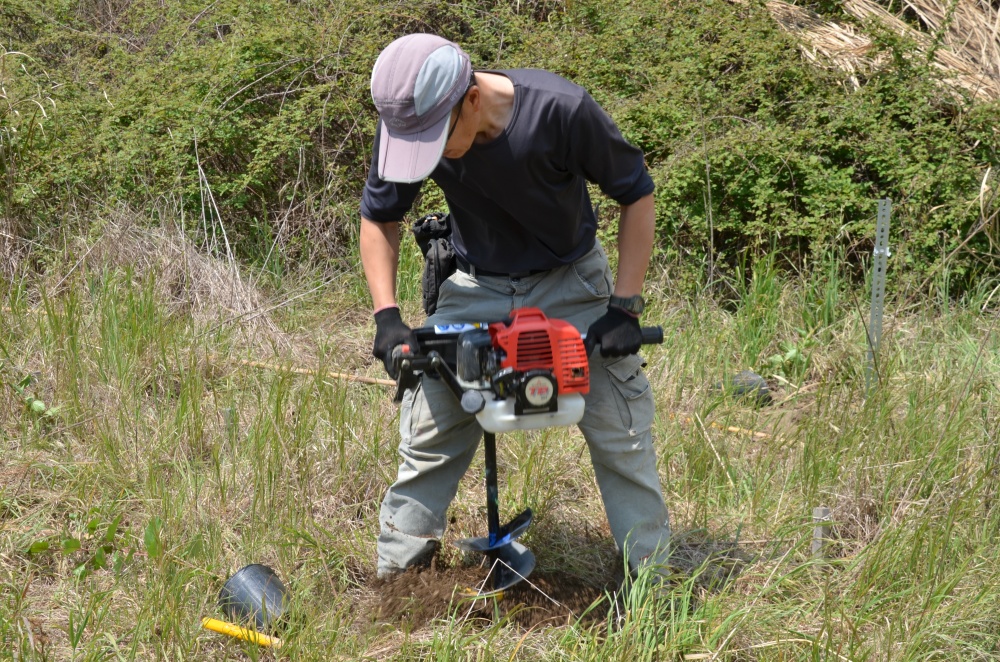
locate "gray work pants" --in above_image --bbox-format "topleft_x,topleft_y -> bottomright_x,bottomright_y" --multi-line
377,242 -> 671,577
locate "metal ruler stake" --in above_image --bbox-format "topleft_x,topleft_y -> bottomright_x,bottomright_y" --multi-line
866,199 -> 891,394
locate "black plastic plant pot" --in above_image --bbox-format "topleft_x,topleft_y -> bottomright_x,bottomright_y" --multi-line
218,564 -> 288,631
725,370 -> 772,407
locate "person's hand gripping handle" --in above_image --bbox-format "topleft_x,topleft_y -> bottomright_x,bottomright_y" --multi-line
585,305 -> 644,357
372,306 -> 420,379
585,300 -> 664,356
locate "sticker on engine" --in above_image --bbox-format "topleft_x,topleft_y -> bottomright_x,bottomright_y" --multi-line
524,375 -> 555,407
433,323 -> 486,334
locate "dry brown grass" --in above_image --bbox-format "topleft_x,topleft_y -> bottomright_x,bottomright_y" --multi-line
740,0 -> 1000,100
56,205 -> 361,374
0,217 -> 30,281
80,214 -> 275,331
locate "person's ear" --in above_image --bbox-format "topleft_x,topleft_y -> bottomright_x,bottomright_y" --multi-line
466,85 -> 481,111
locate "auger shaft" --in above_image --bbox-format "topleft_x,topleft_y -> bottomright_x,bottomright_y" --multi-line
484,432 -> 501,546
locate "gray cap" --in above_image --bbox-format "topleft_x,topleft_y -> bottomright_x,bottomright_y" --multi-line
370,34 -> 472,183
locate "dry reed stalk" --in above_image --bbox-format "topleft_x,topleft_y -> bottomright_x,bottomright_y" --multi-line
844,0 -> 1000,100
899,0 -> 1000,79
761,1 -> 885,89
736,0 -> 1000,100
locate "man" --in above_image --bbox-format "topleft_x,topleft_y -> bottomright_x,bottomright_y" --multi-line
360,33 -> 671,580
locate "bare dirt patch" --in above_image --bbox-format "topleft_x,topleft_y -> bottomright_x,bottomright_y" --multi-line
372,560 -> 619,630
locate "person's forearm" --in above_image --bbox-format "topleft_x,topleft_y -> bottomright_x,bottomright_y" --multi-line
360,216 -> 401,312
614,193 -> 655,297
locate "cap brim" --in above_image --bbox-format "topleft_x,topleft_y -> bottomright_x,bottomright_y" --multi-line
377,113 -> 450,184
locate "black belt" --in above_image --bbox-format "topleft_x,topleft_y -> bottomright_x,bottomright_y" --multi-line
455,254 -> 549,279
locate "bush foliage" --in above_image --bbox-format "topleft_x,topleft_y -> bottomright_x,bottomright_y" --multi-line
1,0 -> 998,285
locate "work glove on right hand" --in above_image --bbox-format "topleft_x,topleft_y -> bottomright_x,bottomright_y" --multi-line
372,306 -> 420,379
584,305 -> 643,357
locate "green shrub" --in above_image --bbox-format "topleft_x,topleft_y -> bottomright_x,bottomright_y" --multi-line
524,0 -> 1000,289
1,0 -> 998,289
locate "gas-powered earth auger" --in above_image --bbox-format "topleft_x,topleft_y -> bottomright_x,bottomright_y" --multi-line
391,307 -> 663,596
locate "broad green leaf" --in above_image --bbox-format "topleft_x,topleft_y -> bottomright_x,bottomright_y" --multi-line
144,518 -> 163,559
104,514 -> 122,543
28,540 -> 50,554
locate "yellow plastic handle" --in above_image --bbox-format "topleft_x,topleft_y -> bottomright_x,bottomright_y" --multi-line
201,617 -> 283,649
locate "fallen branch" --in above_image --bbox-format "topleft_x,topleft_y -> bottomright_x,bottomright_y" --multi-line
669,412 -> 773,440
211,354 -> 395,387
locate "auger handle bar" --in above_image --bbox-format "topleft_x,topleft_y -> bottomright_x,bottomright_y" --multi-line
391,323 -> 664,403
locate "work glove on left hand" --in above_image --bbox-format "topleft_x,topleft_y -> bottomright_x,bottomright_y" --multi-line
585,305 -> 642,357
372,307 -> 420,379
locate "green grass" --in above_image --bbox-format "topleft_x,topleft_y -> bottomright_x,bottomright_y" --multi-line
3,230 -> 1000,660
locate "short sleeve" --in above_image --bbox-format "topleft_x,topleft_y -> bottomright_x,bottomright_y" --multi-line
565,93 -> 654,206
360,121 -> 423,222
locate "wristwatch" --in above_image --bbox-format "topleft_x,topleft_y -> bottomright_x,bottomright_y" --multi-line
609,294 -> 645,316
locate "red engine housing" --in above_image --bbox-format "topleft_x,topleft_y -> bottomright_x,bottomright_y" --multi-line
488,307 -> 590,394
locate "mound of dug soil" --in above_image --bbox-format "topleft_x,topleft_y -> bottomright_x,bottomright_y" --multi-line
374,560 -> 619,630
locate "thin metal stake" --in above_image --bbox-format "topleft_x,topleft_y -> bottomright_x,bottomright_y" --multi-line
812,506 -> 832,558
866,199 -> 891,395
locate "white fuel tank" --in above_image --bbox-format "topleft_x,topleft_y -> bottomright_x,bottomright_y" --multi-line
474,393 -> 585,433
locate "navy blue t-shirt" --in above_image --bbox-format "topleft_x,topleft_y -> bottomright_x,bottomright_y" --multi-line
360,69 -> 654,274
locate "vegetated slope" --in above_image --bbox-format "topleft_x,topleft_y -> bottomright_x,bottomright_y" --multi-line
1,0 -> 998,288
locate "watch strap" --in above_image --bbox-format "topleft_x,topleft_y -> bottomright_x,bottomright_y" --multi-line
609,294 -> 645,316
